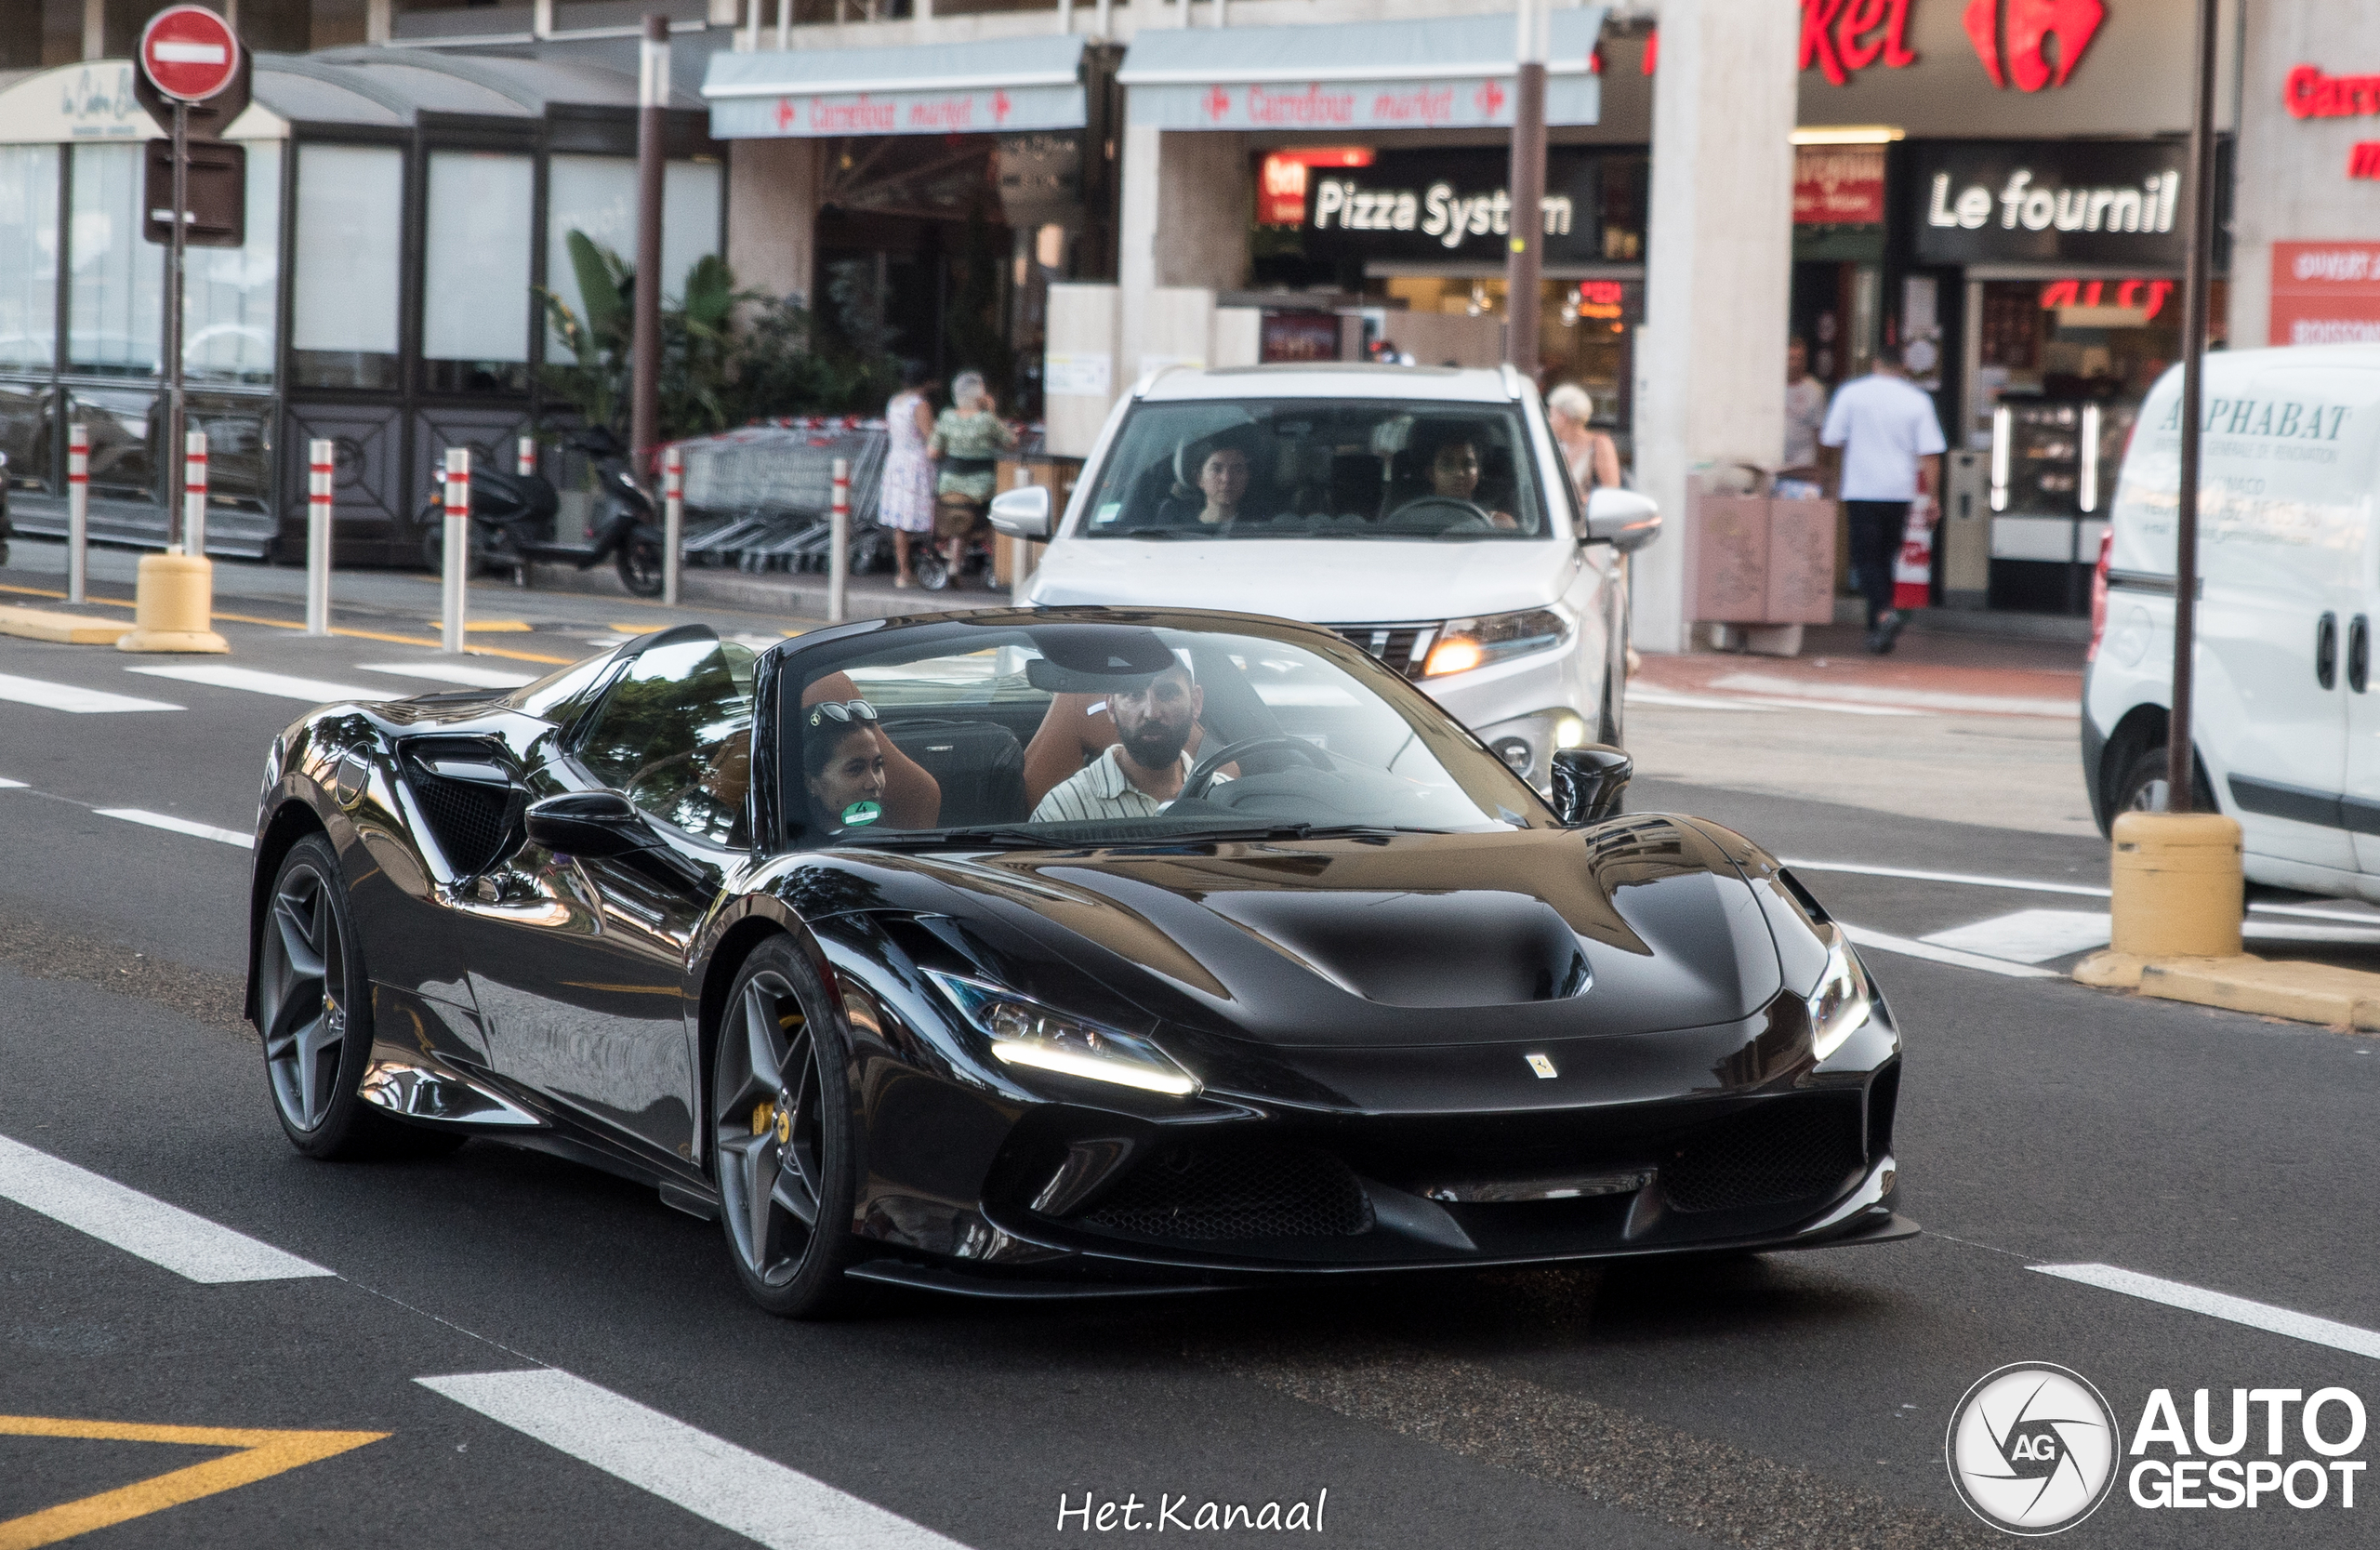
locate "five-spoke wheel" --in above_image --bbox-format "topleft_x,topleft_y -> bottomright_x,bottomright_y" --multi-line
712,938 -> 859,1317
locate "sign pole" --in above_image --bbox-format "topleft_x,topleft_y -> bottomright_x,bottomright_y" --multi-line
2166,0 -> 2220,812
167,99 -> 188,554
630,14 -> 668,480
1503,0 -> 1547,378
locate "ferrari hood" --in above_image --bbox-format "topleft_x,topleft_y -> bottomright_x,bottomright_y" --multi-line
855,817 -> 1786,1048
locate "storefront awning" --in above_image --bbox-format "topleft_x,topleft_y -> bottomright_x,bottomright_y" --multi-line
1117,9 -> 1604,133
703,34 -> 1087,139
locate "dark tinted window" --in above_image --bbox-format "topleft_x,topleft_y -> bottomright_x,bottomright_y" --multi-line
575,639 -> 756,847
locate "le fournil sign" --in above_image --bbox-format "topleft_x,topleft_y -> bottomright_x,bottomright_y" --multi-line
1912,141 -> 2204,267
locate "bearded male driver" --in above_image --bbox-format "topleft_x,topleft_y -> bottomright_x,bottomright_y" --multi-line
1030,662 -> 1225,821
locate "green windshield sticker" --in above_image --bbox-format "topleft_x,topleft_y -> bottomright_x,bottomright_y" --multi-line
840,800 -> 882,827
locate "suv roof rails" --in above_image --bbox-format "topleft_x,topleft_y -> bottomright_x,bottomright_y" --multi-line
1499,363 -> 1527,401
1130,361 -> 1201,399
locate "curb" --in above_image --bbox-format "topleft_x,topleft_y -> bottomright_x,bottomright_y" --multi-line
0,606 -> 132,644
2075,949 -> 2380,1029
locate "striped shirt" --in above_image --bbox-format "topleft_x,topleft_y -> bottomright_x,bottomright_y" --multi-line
1032,746 -> 1212,823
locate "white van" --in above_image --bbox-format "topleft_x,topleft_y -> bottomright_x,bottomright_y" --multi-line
2084,343 -> 2380,900
989,364 -> 1660,782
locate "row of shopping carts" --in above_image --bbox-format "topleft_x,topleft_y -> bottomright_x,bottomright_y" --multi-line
678,418 -> 892,575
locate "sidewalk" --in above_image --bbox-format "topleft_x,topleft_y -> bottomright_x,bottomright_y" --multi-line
1635,624 -> 2084,719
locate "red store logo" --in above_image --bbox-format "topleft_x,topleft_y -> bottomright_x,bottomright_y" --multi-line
1965,0 -> 2104,92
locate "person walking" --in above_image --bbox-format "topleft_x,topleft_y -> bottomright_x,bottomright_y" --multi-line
928,369 -> 1016,583
1819,342 -> 1945,655
1545,383 -> 1621,495
1781,337 -> 1827,476
878,362 -> 937,589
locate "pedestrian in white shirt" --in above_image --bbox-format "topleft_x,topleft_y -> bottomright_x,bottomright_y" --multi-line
1819,343 -> 1947,654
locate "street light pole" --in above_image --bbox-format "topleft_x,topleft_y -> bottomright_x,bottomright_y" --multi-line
1503,0 -> 1547,377
2167,0 -> 2220,812
631,13 -> 668,479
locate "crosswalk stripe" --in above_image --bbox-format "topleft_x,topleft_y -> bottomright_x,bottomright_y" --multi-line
126,665 -> 376,704
356,660 -> 536,689
416,1369 -> 969,1550
1838,922 -> 2062,979
0,777 -> 25,788
95,809 -> 253,848
0,1133 -> 332,1283
0,672 -> 180,714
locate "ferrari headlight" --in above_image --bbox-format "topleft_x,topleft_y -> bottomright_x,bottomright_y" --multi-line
1808,923 -> 1874,1062
1422,606 -> 1573,676
926,972 -> 1201,1098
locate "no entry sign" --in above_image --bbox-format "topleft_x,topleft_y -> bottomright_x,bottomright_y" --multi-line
139,6 -> 242,103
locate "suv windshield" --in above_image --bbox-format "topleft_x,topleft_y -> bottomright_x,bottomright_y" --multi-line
787,619 -> 1553,848
1080,399 -> 1549,540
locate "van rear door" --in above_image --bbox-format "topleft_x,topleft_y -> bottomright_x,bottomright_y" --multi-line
2117,360 -> 2369,874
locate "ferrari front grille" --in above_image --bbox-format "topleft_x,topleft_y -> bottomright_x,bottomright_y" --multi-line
1661,1099 -> 1865,1214
1078,1142 -> 1374,1241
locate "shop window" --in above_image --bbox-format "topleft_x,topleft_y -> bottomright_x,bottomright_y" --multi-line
0,146 -> 58,374
68,143 -> 162,378
1598,157 -> 1646,263
291,143 -> 403,391
545,155 -> 723,358
0,381 -> 52,492
184,140 -> 280,386
423,151 -> 533,394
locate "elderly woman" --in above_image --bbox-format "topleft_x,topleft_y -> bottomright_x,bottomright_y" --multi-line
1546,382 -> 1622,497
927,370 -> 1017,581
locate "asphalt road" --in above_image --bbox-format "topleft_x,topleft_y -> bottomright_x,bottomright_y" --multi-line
4,554 -> 2377,1550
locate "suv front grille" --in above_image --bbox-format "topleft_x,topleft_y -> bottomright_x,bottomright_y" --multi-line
1325,623 -> 1438,680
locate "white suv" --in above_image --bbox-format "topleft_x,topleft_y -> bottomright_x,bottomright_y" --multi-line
992,364 -> 1659,780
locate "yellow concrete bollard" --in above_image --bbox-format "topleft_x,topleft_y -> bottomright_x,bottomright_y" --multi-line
115,550 -> 229,655
2109,810 -> 2243,959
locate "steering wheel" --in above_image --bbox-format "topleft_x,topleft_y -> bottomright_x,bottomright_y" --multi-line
1385,495 -> 1493,532
1181,735 -> 1335,801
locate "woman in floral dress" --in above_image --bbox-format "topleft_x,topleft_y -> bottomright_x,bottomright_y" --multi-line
928,370 -> 1016,583
877,362 -> 937,588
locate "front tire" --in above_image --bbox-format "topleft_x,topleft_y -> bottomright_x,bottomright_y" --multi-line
616,533 -> 665,597
2112,744 -> 2215,817
257,835 -> 458,1159
711,938 -> 863,1318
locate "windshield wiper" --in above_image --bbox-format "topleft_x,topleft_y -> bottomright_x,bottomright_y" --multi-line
836,826 -> 1049,849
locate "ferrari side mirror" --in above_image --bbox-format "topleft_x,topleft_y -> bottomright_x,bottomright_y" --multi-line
987,484 -> 1052,539
1550,746 -> 1633,828
1583,487 -> 1661,551
524,789 -> 655,858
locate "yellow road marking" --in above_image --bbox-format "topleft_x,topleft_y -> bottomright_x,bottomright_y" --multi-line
420,619 -> 533,632
0,583 -> 575,665
0,1416 -> 387,1549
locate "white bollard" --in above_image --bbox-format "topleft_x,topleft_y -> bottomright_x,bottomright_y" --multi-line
305,439 -> 334,636
443,446 -> 470,654
66,424 -> 88,605
183,430 -> 207,559
516,434 -> 536,478
827,456 -> 849,625
662,444 -> 683,607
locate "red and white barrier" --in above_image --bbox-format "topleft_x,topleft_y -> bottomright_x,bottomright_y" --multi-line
306,439 -> 335,636
183,431 -> 207,558
67,423 -> 88,604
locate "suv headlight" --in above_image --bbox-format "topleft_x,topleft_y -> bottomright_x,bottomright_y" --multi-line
1808,923 -> 1874,1061
1422,606 -> 1573,676
927,972 -> 1201,1097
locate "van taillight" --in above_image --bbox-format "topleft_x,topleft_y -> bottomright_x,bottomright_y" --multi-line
2087,527 -> 2114,662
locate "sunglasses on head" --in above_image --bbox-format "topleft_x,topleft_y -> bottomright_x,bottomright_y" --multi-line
807,699 -> 879,728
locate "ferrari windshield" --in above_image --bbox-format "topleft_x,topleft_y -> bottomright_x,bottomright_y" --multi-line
1079,400 -> 1550,540
787,619 -> 1554,847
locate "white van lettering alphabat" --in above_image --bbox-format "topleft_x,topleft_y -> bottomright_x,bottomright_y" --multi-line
2159,397 -> 2353,441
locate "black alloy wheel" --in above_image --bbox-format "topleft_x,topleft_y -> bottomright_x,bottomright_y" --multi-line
616,533 -> 666,597
257,835 -> 459,1159
711,938 -> 861,1317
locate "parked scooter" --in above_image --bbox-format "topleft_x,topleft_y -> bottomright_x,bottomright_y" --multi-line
419,426 -> 667,598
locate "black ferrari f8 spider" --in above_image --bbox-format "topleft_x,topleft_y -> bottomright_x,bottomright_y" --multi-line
246,607 -> 1911,1315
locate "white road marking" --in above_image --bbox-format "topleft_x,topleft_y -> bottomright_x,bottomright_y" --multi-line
417,1369 -> 969,1550
1628,686 -> 1921,717
127,664 -> 377,703
0,1133 -> 332,1283
2245,919 -> 2380,945
2034,1264 -> 2380,1362
1625,688 -> 1783,713
1838,923 -> 2062,978
0,671 -> 181,714
95,808 -> 253,848
357,660 -> 537,689
1922,908 -> 2111,964
1781,858 -> 2112,898
1711,670 -> 2080,719
0,777 -> 24,788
